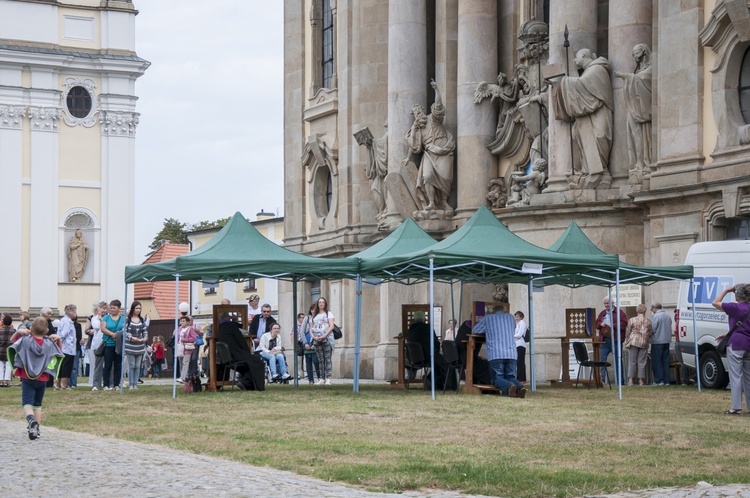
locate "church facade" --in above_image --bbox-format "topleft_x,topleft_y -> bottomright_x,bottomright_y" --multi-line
281,0 -> 750,382
0,0 -> 149,316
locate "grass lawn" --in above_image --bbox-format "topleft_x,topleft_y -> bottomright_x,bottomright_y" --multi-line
0,381 -> 747,497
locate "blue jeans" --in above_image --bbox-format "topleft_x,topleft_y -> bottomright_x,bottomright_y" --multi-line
260,351 -> 287,377
600,338 -> 624,385
70,352 -> 79,387
152,358 -> 162,378
127,354 -> 143,388
650,343 -> 670,384
304,350 -> 320,382
489,358 -> 523,395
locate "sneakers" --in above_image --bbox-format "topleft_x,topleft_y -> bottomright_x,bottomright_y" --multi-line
28,420 -> 39,440
281,373 -> 291,380
315,379 -> 325,385
91,387 -> 98,391
103,387 -> 112,391
325,378 -> 332,385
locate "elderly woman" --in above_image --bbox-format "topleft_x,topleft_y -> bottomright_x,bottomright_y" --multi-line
712,284 -> 750,415
624,303 -> 652,386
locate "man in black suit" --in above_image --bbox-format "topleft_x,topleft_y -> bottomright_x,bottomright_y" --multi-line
248,304 -> 277,348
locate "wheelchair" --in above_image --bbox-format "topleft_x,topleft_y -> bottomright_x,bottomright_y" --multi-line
260,351 -> 290,385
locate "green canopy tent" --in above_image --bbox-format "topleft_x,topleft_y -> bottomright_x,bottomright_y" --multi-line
344,218 -> 438,391
358,206 -> 622,398
540,222 -> 697,394
124,212 -> 360,396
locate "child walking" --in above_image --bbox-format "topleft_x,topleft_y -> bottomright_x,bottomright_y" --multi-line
8,317 -> 64,440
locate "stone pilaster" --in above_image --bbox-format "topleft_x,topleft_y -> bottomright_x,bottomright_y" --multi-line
455,0 -> 497,216
0,104 -> 25,310
608,0 -> 652,182
545,0 -> 598,192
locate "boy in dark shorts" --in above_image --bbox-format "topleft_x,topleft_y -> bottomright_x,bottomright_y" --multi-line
8,317 -> 64,440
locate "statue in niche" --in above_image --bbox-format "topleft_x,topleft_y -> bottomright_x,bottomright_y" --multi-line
68,229 -> 89,282
551,48 -> 614,189
354,123 -> 389,222
486,178 -> 508,209
474,70 -> 527,137
406,79 -> 455,218
507,158 -> 548,207
613,44 -> 652,185
492,283 -> 509,303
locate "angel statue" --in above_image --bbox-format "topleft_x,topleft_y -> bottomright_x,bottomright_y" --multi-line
474,72 -> 519,136
508,158 -> 548,207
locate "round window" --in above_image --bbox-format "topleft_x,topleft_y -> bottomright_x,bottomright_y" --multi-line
66,86 -> 93,119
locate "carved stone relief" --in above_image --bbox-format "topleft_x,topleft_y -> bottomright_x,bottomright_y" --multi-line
99,110 -> 139,136
302,135 -> 338,230
0,104 -> 26,129
28,106 -> 62,132
61,77 -> 98,128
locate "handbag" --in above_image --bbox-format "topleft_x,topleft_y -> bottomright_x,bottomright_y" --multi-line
523,328 -> 530,343
184,342 -> 196,351
195,334 -> 204,347
332,324 -> 343,340
717,307 -> 750,355
94,341 -> 106,357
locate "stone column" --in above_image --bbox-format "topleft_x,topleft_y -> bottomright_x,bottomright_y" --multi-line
455,0 -> 497,216
608,0 -> 652,181
385,0 -> 426,223
545,0 -> 598,192
435,0 -> 458,133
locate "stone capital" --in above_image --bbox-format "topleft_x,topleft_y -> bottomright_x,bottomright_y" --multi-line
27,106 -> 62,132
0,104 -> 26,130
99,110 -> 139,137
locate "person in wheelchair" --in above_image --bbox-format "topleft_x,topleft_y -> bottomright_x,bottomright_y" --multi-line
257,323 -> 290,381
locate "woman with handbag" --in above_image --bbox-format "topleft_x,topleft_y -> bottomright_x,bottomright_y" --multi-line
178,316 -> 197,383
624,303 -> 652,386
87,302 -> 107,391
301,305 -> 321,384
311,297 -> 335,385
712,283 -> 750,415
100,300 -> 124,391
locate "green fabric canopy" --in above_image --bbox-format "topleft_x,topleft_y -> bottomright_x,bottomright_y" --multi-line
358,206 -> 620,283
540,222 -> 693,287
347,218 -> 437,283
124,212 -> 359,283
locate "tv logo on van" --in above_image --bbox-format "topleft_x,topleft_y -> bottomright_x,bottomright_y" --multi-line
687,276 -> 735,304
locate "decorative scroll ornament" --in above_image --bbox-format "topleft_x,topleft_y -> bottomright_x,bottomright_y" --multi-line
61,77 -> 97,128
99,110 -> 140,136
0,104 -> 26,129
28,106 -> 62,132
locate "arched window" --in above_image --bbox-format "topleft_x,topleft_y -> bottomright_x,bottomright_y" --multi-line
325,169 -> 333,212
739,47 -> 750,123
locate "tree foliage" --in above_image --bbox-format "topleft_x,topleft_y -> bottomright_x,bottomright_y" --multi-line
148,216 -> 231,253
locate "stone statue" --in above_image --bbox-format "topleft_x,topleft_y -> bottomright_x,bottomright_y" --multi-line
492,283 -> 509,303
68,229 -> 88,282
406,79 -> 456,215
474,71 -> 522,136
354,123 -> 388,221
551,48 -> 614,189
508,158 -> 547,207
613,44 -> 652,184
486,178 -> 507,209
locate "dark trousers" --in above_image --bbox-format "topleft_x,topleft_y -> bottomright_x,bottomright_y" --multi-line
304,351 -> 320,382
516,345 -> 527,382
650,343 -> 670,384
102,345 -> 122,388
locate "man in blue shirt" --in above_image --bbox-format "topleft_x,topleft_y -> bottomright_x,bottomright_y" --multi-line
473,307 -> 527,398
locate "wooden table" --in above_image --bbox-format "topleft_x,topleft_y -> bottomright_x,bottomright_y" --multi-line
552,338 -> 604,388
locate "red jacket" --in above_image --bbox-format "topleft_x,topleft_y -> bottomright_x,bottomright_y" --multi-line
595,307 -> 628,341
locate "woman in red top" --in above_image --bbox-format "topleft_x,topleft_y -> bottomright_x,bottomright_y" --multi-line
151,336 -> 165,378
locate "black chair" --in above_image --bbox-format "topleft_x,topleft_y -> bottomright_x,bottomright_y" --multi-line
441,340 -> 463,393
215,341 -> 246,391
405,342 -> 430,388
572,341 -> 611,389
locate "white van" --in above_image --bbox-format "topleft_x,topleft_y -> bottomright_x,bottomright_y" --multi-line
675,240 -> 750,389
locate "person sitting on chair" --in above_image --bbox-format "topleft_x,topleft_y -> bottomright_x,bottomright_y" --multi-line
407,311 -> 453,389
217,312 -> 266,391
258,323 -> 290,381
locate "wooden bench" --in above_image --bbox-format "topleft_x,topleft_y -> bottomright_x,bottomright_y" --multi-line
473,383 -> 501,394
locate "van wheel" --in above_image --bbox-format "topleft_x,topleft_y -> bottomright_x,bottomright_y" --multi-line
700,351 -> 728,389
